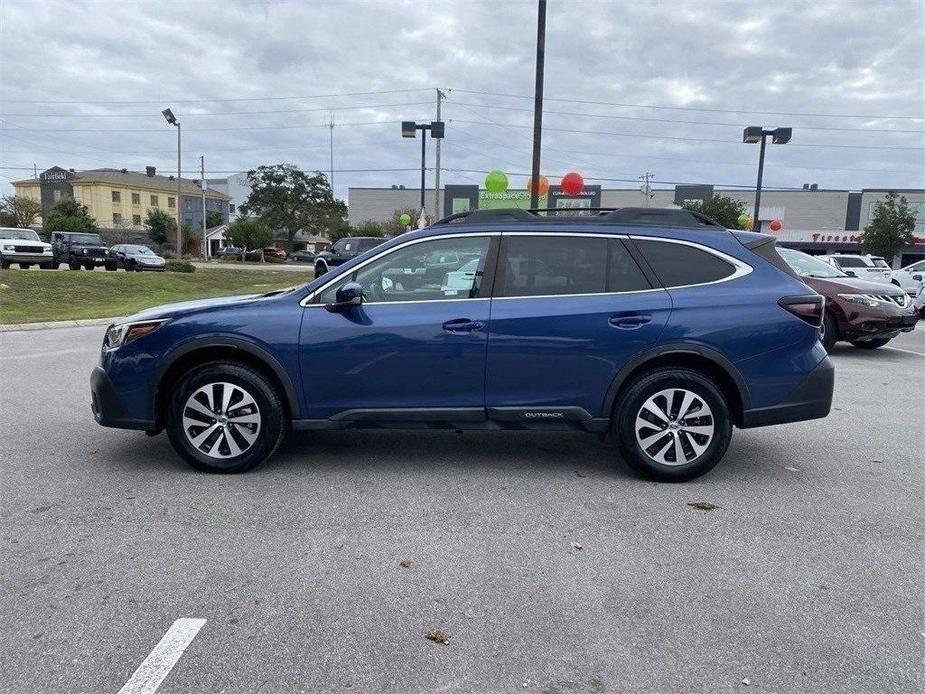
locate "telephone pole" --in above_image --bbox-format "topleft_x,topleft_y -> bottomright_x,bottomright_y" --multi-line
434,89 -> 445,219
529,0 -> 547,209
639,172 -> 654,207
328,113 -> 335,191
200,156 -> 207,259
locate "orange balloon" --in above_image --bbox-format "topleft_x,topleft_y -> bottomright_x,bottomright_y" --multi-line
769,219 -> 782,231
527,175 -> 549,196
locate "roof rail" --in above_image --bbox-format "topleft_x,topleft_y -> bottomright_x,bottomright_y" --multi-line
432,207 -> 724,229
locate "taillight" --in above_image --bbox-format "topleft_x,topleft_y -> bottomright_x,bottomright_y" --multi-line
779,295 -> 824,327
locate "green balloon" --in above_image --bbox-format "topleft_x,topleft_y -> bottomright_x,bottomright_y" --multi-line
484,169 -> 509,194
399,213 -> 412,226
737,213 -> 750,228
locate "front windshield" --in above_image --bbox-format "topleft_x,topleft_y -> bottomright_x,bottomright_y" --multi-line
871,258 -> 889,268
778,248 -> 847,278
0,229 -> 41,241
125,245 -> 154,254
69,234 -> 103,245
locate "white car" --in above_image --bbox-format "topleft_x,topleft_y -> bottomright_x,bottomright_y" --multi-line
0,227 -> 54,269
824,254 -> 893,285
890,259 -> 925,295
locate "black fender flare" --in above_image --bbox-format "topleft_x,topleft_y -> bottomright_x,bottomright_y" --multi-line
154,336 -> 302,419
601,342 -> 752,416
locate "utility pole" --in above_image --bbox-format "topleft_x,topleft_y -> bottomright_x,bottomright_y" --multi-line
639,172 -> 654,207
176,122 -> 182,255
33,163 -> 37,179
200,156 -> 207,260
434,89 -> 445,219
328,113 -> 335,191
529,0 -> 547,209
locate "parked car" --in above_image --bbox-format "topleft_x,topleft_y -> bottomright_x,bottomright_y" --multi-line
216,246 -> 243,258
823,254 -> 892,285
779,248 -> 918,350
290,249 -> 316,263
91,207 -> 835,482
889,258 -> 925,294
262,246 -> 287,263
51,231 -> 116,271
110,244 -> 166,272
314,236 -> 384,276
0,227 -> 54,269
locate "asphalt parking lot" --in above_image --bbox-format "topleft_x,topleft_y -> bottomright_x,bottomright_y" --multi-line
1,326 -> 922,694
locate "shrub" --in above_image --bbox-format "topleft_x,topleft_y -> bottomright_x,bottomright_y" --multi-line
165,260 -> 195,273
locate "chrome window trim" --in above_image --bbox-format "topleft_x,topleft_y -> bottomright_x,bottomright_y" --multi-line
304,297 -> 491,309
299,231 -> 500,307
493,288 -> 666,301
628,235 -> 753,289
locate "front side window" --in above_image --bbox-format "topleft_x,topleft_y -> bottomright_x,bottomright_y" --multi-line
634,239 -> 736,287
318,236 -> 491,304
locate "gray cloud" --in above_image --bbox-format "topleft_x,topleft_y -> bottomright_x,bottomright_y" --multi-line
1,0 -> 922,199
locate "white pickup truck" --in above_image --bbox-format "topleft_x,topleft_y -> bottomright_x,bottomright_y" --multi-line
0,227 -> 54,269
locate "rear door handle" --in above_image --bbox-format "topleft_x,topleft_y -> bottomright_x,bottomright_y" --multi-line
442,318 -> 484,332
609,314 -> 652,329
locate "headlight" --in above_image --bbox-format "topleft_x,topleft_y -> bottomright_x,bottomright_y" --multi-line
838,294 -> 881,307
2,244 -> 13,251
104,319 -> 168,350
43,247 -> 52,254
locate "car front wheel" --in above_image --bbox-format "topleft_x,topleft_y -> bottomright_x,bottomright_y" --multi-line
820,310 -> 838,351
613,367 -> 732,482
166,362 -> 287,473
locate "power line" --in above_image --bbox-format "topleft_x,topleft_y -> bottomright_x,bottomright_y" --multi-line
0,87 -> 436,105
449,88 -> 925,121
0,118 -> 427,133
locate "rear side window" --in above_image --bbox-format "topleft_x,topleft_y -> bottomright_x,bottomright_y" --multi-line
833,256 -> 865,268
634,239 -> 736,287
499,236 -> 650,297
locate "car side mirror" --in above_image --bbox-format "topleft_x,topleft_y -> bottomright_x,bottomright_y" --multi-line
844,270 -> 857,277
912,274 -> 923,282
326,281 -> 364,312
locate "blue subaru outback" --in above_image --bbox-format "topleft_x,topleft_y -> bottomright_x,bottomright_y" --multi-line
91,207 -> 833,481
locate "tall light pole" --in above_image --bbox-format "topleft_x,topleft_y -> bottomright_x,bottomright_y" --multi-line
529,0 -> 547,209
162,108 -> 182,254
200,155 -> 207,260
743,126 -> 791,231
401,120 -> 445,216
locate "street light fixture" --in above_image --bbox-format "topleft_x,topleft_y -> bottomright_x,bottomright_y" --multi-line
162,108 -> 182,254
401,120 -> 445,215
743,126 -> 791,230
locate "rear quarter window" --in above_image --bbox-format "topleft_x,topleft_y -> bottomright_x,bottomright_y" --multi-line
634,239 -> 736,287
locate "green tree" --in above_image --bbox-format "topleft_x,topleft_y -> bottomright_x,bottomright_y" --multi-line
239,164 -> 347,247
206,210 -> 225,229
681,195 -> 748,229
144,208 -> 176,245
0,195 -> 43,228
381,207 -> 420,237
225,217 -> 274,260
859,191 -> 916,263
43,198 -> 98,233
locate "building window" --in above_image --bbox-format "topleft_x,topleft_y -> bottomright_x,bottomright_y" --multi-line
111,190 -> 121,202
185,198 -> 192,211
229,204 -> 235,214
53,190 -> 62,202
132,193 -> 141,205
168,196 -> 176,209
132,214 -> 141,225
113,213 -> 122,225
151,195 -> 159,207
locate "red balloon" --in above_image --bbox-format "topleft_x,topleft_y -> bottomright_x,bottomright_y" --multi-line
769,219 -> 782,232
560,171 -> 584,196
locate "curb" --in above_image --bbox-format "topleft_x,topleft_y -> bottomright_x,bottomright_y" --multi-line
0,316 -> 121,333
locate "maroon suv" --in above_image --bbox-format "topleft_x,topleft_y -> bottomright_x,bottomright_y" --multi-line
779,248 -> 918,350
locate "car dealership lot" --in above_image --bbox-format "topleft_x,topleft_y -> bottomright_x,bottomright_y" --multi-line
1,327 -> 922,693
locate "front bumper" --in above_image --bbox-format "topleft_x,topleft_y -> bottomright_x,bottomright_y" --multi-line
90,366 -> 154,430
1,252 -> 52,264
740,356 -> 834,428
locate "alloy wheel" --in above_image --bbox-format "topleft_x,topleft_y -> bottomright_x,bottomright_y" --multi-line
182,382 -> 261,459
634,388 -> 715,466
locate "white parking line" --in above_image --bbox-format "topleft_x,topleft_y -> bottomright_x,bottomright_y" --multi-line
116,618 -> 206,694
0,348 -> 94,360
883,346 -> 925,358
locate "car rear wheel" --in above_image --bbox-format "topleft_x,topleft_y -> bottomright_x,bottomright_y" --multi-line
83,263 -> 94,271
105,262 -> 117,271
820,310 -> 838,351
19,263 -> 31,269
69,260 -> 81,270
613,368 -> 732,482
166,362 -> 286,473
850,338 -> 891,349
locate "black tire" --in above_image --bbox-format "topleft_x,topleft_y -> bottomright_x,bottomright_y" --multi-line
105,262 -> 117,271
314,262 -> 327,277
166,361 -> 287,473
820,310 -> 838,352
613,367 -> 733,482
83,263 -> 94,271
850,338 -> 891,349
40,262 -> 54,269
69,260 -> 80,270
19,263 -> 31,270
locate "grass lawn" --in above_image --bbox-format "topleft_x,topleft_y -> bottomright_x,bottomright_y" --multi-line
0,268 -> 312,324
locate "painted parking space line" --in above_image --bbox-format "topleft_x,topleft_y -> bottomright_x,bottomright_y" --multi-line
0,347 -> 96,360
883,346 -> 925,357
116,618 -> 206,694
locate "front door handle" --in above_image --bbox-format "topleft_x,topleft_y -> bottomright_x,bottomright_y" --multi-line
442,318 -> 484,332
609,314 -> 652,329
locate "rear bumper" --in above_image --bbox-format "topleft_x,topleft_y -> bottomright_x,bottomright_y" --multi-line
740,356 -> 834,428
90,366 -> 154,431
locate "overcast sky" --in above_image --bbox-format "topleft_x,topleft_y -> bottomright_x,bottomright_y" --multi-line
1,0 -> 923,202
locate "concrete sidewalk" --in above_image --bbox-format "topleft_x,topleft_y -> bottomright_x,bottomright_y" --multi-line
193,261 -> 313,272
